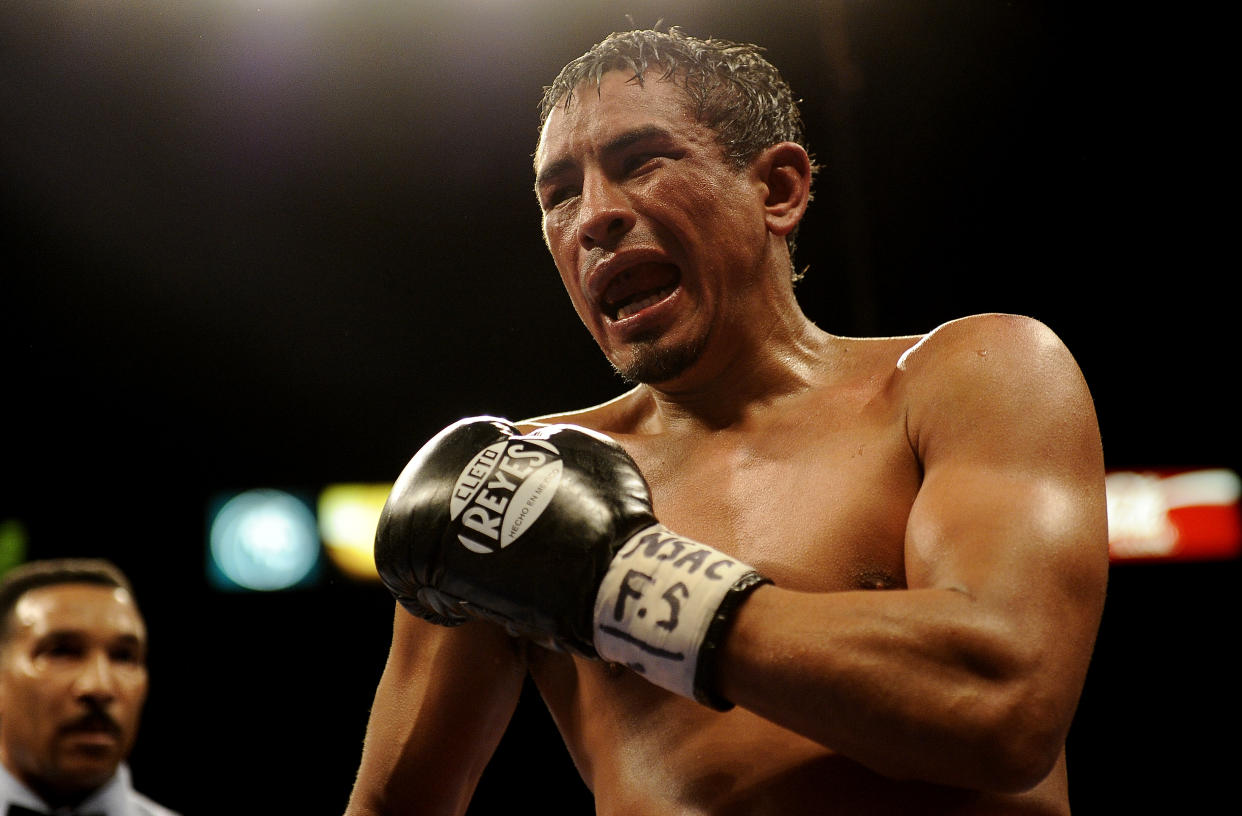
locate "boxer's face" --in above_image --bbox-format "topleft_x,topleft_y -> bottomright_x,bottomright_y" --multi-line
0,583 -> 148,798
536,70 -> 770,385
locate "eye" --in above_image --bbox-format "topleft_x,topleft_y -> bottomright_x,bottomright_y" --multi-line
622,153 -> 660,176
37,637 -> 85,660
49,644 -> 82,658
110,645 -> 144,665
541,185 -> 580,211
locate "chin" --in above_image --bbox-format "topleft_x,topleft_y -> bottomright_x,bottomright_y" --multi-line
612,335 -> 707,385
49,763 -> 119,796
55,748 -> 124,786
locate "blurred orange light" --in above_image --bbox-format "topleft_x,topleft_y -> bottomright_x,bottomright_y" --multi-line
318,483 -> 391,581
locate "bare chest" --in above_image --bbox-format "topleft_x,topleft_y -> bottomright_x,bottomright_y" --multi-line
525,380 -> 927,801
622,408 -> 920,593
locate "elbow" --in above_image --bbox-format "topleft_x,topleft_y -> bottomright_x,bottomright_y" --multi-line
969,684 -> 1070,793
979,734 -> 1063,794
876,678 -> 1070,793
949,617 -> 1081,793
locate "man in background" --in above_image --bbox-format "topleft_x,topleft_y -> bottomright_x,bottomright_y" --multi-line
0,558 -> 180,816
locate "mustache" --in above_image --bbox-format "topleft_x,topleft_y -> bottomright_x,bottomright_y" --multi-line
60,710 -> 122,737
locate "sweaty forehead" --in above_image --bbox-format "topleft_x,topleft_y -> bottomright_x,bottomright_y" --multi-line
11,583 -> 146,641
535,70 -> 698,171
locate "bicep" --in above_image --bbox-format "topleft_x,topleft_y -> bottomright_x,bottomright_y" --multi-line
349,605 -> 527,816
903,316 -> 1109,682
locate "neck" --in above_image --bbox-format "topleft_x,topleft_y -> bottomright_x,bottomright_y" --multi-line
26,780 -> 98,811
642,305 -> 841,431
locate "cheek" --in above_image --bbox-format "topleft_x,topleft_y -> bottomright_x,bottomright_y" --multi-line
554,261 -> 586,312
115,680 -> 148,732
0,682 -> 52,739
546,231 -> 594,320
653,176 -> 752,245
122,670 -> 149,701
545,225 -> 580,285
540,212 -> 556,250
542,207 -> 575,250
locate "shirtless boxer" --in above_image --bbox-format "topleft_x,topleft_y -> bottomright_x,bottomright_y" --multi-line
344,29 -> 1108,815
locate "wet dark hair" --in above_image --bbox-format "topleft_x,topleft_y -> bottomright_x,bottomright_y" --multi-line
0,558 -> 134,642
539,28 -> 817,276
540,27 -> 811,170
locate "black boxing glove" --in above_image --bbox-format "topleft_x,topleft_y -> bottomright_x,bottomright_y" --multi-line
374,416 -> 770,709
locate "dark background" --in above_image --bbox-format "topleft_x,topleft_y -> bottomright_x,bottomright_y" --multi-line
2,1 -> 1234,813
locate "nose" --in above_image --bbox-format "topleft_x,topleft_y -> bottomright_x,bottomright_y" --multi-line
73,651 -> 118,703
577,173 -> 635,250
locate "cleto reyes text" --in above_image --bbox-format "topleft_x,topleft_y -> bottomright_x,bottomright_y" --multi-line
452,442 -> 556,552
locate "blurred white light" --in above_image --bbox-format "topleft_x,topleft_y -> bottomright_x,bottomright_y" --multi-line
1106,469 -> 1241,562
209,489 -> 320,591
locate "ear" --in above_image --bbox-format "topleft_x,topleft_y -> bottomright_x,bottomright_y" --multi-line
754,142 -> 812,238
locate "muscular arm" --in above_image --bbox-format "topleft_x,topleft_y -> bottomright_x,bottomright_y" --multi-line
345,607 -> 527,816
715,314 -> 1109,792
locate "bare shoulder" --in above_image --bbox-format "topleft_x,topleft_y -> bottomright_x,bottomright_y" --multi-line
897,313 -> 1088,402
895,313 -> 1100,464
897,312 -> 1075,371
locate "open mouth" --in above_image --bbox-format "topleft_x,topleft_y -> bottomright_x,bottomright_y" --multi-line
601,262 -> 680,321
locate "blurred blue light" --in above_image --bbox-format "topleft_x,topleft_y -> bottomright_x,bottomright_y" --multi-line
208,489 -> 320,591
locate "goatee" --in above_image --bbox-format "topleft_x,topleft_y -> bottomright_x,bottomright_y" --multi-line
612,334 -> 708,385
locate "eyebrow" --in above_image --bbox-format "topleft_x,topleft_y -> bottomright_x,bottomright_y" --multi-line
36,630 -> 146,648
535,124 -> 676,190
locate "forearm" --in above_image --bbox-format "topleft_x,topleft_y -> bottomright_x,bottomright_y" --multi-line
715,584 -> 1086,792
345,613 -> 527,816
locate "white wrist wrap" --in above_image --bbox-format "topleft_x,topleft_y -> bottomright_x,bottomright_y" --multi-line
592,523 -> 763,707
